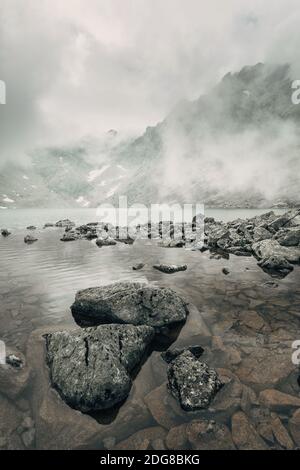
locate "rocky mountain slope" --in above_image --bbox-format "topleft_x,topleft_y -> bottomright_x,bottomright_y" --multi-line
1,63 -> 300,209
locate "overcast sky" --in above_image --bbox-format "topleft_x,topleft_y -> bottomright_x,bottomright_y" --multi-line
1,0 -> 300,163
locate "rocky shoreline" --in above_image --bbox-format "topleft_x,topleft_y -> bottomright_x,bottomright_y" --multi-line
0,209 -> 300,450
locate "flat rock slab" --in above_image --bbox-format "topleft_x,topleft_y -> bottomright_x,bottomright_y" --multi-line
45,324 -> 154,412
71,281 -> 188,330
167,351 -> 222,411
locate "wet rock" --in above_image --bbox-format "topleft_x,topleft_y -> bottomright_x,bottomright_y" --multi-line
132,263 -> 144,270
289,409 -> 300,446
270,413 -> 294,449
1,229 -> 11,237
24,235 -> 38,244
43,223 -> 54,228
186,419 -> 235,450
222,267 -> 230,275
95,237 -> 117,247
114,426 -> 167,450
153,264 -> 187,274
6,354 -> 23,368
207,226 -> 230,248
166,424 -> 189,450
259,389 -> 300,411
231,411 -> 267,450
161,345 -> 204,364
167,351 -> 222,411
274,227 -> 300,247
71,281 -> 188,331
252,239 -> 300,264
26,226 -> 36,230
60,232 -> 79,242
258,255 -> 294,276
55,219 -> 75,228
253,226 -> 272,242
45,324 -> 154,412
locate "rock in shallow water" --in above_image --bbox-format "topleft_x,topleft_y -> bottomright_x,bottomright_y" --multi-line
71,281 -> 188,330
167,351 -> 222,411
45,324 -> 154,412
153,264 -> 187,274
24,235 -> 38,244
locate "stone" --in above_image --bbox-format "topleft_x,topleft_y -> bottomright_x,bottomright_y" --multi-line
24,235 -> 38,244
252,239 -> 300,264
95,237 -> 117,247
153,264 -> 187,274
60,232 -> 78,242
274,227 -> 300,246
186,419 -> 235,450
222,267 -> 230,275
231,411 -> 267,450
21,428 -> 35,448
253,226 -> 272,242
144,383 -> 185,430
167,351 -> 222,411
55,219 -> 75,228
26,226 -> 36,230
71,281 -> 188,331
259,389 -> 300,411
267,210 -> 300,232
1,229 -> 11,236
132,263 -> 144,270
166,424 -> 189,450
289,409 -> 300,446
114,426 -> 167,450
258,255 -> 294,276
270,413 -> 294,449
43,223 -> 54,228
45,324 -> 154,412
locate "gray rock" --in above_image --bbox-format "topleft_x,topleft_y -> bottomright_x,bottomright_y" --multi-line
153,264 -> 187,274
26,226 -> 36,230
1,229 -> 11,237
222,267 -> 230,275
71,281 -> 188,330
43,223 -> 54,228
24,235 -> 38,244
132,263 -> 144,270
252,239 -> 300,264
167,351 -> 223,411
55,219 -> 75,228
6,354 -> 23,369
21,428 -> 35,448
45,324 -> 155,412
95,237 -> 117,247
267,209 -> 300,233
258,256 -> 294,275
274,227 -> 300,246
60,232 -> 78,242
253,226 -> 272,242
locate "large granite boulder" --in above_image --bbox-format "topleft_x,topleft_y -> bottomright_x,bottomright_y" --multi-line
71,282 -> 188,330
45,324 -> 154,412
166,350 -> 222,411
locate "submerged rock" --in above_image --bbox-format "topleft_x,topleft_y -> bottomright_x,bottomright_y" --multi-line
186,419 -> 235,450
71,281 -> 188,330
24,235 -> 38,244
45,324 -> 155,412
153,264 -> 187,274
167,350 -> 222,411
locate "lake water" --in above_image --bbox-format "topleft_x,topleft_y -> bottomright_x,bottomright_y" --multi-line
0,207 -> 299,450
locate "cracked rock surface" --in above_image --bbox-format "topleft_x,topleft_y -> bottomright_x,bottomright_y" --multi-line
71,281 -> 188,330
45,324 -> 155,412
